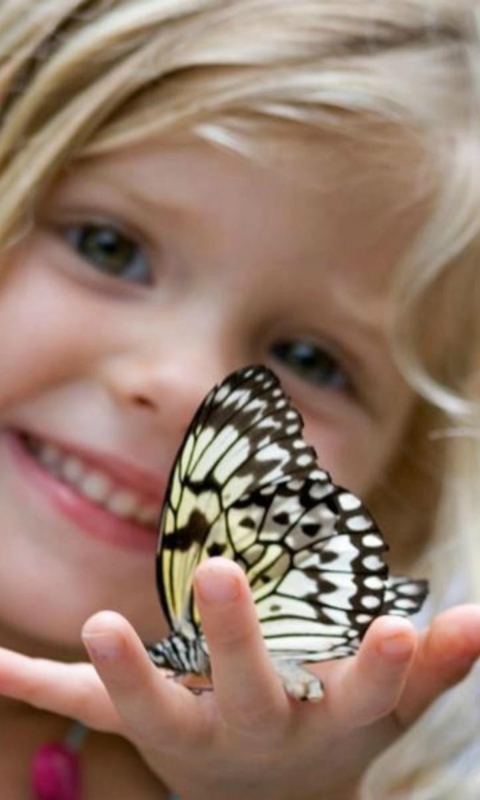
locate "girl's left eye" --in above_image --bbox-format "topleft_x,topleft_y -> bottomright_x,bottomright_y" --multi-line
63,223 -> 151,284
270,339 -> 351,394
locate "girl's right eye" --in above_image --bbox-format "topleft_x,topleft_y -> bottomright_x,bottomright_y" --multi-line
62,223 -> 152,285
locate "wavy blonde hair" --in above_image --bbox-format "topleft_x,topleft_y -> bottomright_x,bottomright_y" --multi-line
1,1 -> 480,796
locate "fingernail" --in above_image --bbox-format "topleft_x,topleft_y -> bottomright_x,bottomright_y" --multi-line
380,634 -> 413,660
195,563 -> 241,604
82,631 -> 122,662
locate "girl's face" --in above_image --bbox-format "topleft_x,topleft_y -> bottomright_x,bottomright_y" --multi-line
0,137 -> 425,655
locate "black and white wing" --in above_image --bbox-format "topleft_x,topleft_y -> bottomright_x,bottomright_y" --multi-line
148,365 -> 428,690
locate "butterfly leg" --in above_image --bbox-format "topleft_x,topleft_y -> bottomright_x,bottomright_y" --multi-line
271,658 -> 324,702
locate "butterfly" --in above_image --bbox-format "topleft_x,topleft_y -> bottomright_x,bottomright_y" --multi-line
148,365 -> 428,700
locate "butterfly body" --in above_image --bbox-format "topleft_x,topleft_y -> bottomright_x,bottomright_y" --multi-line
148,365 -> 428,701
149,631 -> 210,677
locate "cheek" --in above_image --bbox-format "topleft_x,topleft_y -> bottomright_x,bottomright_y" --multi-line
0,477 -> 168,651
0,260 -> 101,413
304,408 -> 412,498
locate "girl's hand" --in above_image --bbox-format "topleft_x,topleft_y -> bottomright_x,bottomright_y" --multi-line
1,559 -> 479,800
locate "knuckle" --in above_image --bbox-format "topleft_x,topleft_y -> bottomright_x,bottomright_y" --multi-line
233,702 -> 277,732
225,692 -> 288,735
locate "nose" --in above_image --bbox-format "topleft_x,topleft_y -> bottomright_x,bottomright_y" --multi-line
99,346 -> 234,436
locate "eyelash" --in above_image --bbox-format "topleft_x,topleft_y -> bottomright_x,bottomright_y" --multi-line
269,339 -> 353,397
61,221 -> 152,285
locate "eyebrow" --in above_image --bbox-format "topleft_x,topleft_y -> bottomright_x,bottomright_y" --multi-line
102,177 -> 167,212
79,171 -> 197,223
51,168 -> 194,233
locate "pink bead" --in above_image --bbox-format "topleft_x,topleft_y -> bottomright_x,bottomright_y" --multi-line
31,742 -> 81,800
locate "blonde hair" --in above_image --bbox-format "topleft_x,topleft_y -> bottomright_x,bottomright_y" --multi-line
1,1 -> 480,797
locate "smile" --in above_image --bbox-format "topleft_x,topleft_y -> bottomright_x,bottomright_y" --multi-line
4,428 -> 163,552
22,433 -> 160,528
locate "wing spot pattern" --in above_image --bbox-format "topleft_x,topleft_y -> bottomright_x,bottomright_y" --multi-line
152,364 -> 428,685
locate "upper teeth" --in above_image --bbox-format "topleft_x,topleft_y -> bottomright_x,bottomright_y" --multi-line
32,440 -> 159,528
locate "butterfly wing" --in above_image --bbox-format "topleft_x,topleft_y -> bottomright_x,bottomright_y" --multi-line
155,364 -> 428,668
157,364 -> 320,637
382,575 -> 429,617
217,478 -> 427,662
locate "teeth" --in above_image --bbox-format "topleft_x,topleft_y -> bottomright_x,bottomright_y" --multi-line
28,436 -> 159,528
63,456 -> 85,483
136,504 -> 159,525
80,471 -> 112,503
107,489 -> 139,519
38,443 -> 62,472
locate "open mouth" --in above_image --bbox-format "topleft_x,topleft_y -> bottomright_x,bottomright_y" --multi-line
19,432 -> 160,529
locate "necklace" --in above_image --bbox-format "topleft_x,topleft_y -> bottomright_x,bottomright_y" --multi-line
30,721 -> 87,800
30,721 -> 180,799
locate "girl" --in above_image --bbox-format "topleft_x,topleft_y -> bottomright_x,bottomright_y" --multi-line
0,0 -> 480,797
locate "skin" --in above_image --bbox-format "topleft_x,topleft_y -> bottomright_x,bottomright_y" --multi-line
0,137 -> 479,799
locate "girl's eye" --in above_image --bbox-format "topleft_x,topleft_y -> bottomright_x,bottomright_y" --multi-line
63,223 -> 151,284
270,340 -> 350,393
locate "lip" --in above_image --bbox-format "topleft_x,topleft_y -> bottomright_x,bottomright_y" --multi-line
5,428 -> 164,553
20,427 -> 165,500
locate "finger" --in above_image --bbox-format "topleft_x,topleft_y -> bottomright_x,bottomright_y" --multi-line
82,610 -> 209,750
194,558 -> 289,732
323,616 -> 417,728
0,646 -> 119,732
398,604 -> 480,726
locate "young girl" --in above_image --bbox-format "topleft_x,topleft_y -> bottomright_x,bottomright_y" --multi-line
0,0 -> 479,797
